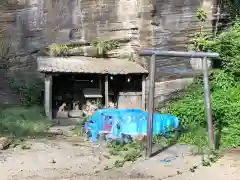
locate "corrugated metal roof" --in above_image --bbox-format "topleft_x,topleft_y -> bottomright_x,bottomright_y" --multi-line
37,56 -> 148,75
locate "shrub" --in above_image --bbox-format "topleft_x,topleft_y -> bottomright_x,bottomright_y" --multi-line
162,17 -> 240,149
7,74 -> 43,107
0,106 -> 49,138
210,20 -> 240,75
163,70 -> 240,148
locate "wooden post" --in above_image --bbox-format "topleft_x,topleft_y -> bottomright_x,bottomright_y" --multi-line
99,76 -> 102,93
146,54 -> 156,158
45,74 -> 52,120
104,74 -> 109,108
202,57 -> 215,149
142,75 -> 146,110
99,76 -> 102,107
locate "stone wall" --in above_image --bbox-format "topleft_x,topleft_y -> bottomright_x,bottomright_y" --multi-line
148,0 -> 214,106
152,0 -> 214,81
0,0 -> 215,106
0,0 -> 141,105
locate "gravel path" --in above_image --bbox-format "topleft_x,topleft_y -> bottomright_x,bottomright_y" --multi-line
0,137 -> 240,180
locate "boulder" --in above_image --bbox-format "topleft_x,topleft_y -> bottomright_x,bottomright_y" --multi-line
190,57 -> 212,70
0,137 -> 11,150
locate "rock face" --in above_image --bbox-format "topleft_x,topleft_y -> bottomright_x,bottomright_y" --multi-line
152,0 -> 214,81
67,46 -> 99,57
106,43 -> 135,59
0,0 -> 215,106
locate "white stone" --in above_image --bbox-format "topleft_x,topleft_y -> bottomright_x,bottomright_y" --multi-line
190,58 -> 212,71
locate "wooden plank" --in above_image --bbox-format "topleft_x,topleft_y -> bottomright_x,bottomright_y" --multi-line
99,76 -> 102,93
104,74 -> 109,108
146,54 -> 156,158
83,88 -> 102,98
44,74 -> 52,120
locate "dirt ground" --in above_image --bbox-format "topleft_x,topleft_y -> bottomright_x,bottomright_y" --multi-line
1,136 -> 240,180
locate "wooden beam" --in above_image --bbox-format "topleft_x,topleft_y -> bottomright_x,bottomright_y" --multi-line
99,76 -> 102,93
146,54 -> 156,158
104,74 -> 109,108
142,75 -> 146,110
99,76 -> 103,107
44,74 -> 52,120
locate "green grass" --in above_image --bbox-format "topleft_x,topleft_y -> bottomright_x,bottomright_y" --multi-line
177,125 -> 209,154
0,106 -> 50,139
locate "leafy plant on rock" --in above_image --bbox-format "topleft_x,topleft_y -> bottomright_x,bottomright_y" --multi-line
210,21 -> 240,75
188,7 -> 213,52
91,40 -> 119,56
47,43 -> 69,57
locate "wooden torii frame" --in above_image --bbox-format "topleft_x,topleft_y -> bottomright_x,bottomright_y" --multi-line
139,50 -> 219,158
